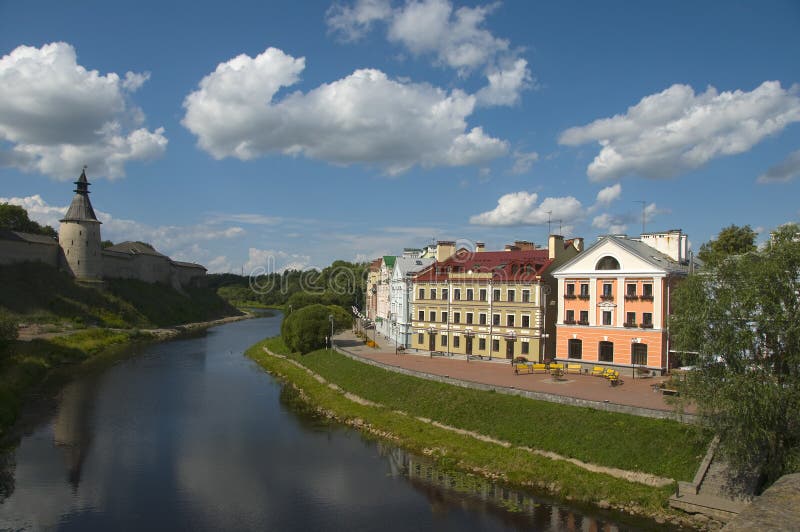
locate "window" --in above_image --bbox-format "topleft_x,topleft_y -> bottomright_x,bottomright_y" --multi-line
632,343 -> 648,365
479,313 -> 487,325
522,289 -> 530,302
479,289 -> 487,301
441,312 -> 448,323
599,341 -> 614,362
642,284 -> 653,298
453,336 -> 460,348
506,314 -> 515,327
626,283 -> 637,297
419,288 -> 425,299
507,289 -> 515,302
602,283 -> 613,298
521,341 -> 529,355
580,284 -> 589,297
522,315 -> 530,328
441,334 -> 448,347
579,310 -> 589,324
418,310 -> 424,321
602,311 -> 612,326
466,288 -> 474,301
418,333 -> 424,344
566,283 -> 575,296
566,310 -> 575,323
492,339 -> 500,352
466,312 -> 473,324
492,314 -> 501,326
626,312 -> 636,326
596,256 -> 620,270
442,289 -> 448,300
479,338 -> 486,350
568,339 -> 582,359
642,312 -> 653,327
431,288 -> 437,300
454,288 -> 461,301
429,311 -> 436,322
493,289 -> 501,301
454,312 -> 461,324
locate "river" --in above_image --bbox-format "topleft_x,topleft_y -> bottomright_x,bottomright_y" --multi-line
0,315 -> 664,531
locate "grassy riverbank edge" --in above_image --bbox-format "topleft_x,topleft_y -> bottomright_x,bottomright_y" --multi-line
0,313 -> 254,439
246,337 -> 706,529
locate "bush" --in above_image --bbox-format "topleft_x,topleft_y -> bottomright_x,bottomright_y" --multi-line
281,304 -> 352,354
0,311 -> 18,352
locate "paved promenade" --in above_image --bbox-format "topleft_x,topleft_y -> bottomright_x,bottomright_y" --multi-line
335,330 -> 696,419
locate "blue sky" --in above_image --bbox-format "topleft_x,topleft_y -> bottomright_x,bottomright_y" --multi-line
1,0 -> 799,273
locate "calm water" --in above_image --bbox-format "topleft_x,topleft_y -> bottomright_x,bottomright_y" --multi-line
0,315 -> 662,531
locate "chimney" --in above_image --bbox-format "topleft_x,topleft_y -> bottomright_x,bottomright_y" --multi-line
436,240 -> 456,262
639,229 -> 684,262
504,244 -> 520,252
548,234 -> 564,260
475,242 -> 485,253
514,240 -> 535,251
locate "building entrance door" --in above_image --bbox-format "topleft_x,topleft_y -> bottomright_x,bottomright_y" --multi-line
428,333 -> 436,352
465,336 -> 473,356
505,339 -> 515,359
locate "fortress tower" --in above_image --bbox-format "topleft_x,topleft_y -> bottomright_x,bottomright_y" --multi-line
59,169 -> 103,280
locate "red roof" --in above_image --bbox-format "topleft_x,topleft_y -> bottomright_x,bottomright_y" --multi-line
368,258 -> 382,271
414,248 -> 554,283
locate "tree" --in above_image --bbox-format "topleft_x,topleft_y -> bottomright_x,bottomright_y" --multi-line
0,310 -> 18,353
697,224 -> 757,267
281,304 -> 352,354
0,203 -> 57,238
671,223 -> 800,490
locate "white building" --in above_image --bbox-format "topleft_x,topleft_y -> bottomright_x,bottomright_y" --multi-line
389,250 -> 434,347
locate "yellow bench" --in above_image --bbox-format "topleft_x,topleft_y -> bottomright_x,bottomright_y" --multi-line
606,370 -> 623,385
532,363 -> 547,373
549,362 -> 564,372
591,366 -> 605,377
566,364 -> 582,374
514,363 -> 532,375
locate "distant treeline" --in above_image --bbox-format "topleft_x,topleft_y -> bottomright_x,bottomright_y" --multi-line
208,260 -> 368,311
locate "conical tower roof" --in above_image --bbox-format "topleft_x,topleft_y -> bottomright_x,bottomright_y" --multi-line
61,168 -> 100,223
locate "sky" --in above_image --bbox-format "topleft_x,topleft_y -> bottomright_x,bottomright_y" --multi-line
1,0 -> 799,274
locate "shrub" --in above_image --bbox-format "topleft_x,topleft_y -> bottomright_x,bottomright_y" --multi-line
0,310 -> 18,352
281,304 -> 352,354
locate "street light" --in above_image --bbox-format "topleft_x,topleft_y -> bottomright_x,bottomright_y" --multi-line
328,314 -> 334,353
391,312 -> 398,355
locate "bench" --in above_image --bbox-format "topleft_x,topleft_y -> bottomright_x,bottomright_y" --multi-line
566,363 -> 582,374
549,363 -> 564,373
514,363 -> 532,375
606,370 -> 623,386
591,366 -> 606,377
532,363 -> 547,374
430,350 -> 447,357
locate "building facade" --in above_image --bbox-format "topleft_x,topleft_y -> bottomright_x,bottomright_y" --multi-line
389,250 -> 434,347
375,256 -> 396,338
410,236 -> 583,361
552,230 -> 693,374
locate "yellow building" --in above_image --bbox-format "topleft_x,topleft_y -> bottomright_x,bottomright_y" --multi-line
410,236 -> 583,361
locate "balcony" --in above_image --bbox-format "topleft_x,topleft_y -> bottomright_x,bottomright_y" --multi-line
624,294 -> 639,301
640,294 -> 654,301
640,323 -> 654,329
600,294 -> 614,301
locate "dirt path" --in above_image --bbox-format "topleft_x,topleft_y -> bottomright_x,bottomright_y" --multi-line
261,346 -> 674,488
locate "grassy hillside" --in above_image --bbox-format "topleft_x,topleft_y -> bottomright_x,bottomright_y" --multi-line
0,262 -> 241,328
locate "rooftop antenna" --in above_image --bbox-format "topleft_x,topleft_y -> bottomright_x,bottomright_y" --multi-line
558,219 -> 563,234
634,201 -> 646,235
546,211 -> 553,235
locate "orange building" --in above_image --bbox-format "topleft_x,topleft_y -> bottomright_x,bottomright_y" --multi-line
552,230 -> 695,375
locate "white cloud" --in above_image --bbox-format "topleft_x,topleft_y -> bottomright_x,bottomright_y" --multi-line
595,183 -> 622,206
0,194 -> 66,229
243,247 -> 312,274
559,81 -> 800,181
644,202 -> 668,223
0,42 -> 167,180
326,0 -> 531,107
592,213 -> 627,235
207,255 -> 235,274
510,150 -> 539,175
326,0 -> 392,41
182,47 -> 507,174
757,148 -> 800,184
469,191 -> 584,227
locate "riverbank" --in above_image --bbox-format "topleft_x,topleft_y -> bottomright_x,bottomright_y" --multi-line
0,312 -> 257,439
246,336 -> 713,530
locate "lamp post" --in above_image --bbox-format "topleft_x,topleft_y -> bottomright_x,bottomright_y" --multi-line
391,313 -> 398,355
329,314 -> 334,353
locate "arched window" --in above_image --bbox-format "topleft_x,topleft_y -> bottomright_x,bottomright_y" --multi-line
595,256 -> 620,270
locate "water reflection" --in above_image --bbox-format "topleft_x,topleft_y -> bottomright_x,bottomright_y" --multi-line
0,317 -> 667,531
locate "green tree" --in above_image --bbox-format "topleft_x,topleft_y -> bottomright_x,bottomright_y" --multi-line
697,224 -> 757,267
0,203 -> 57,238
671,223 -> 800,490
281,304 -> 352,354
0,310 -> 18,353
